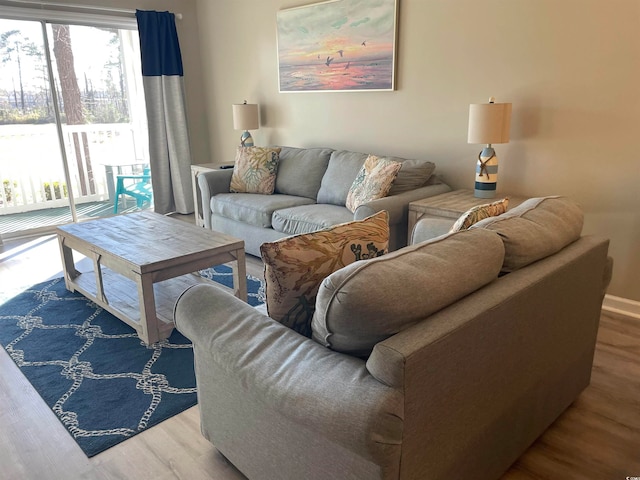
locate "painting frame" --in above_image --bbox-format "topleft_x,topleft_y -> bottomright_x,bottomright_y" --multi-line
276,0 -> 399,93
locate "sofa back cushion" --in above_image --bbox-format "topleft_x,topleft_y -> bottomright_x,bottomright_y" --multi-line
316,150 -> 368,205
275,146 -> 333,199
311,228 -> 505,357
316,151 -> 437,206
471,196 -> 583,272
261,211 -> 389,338
387,157 -> 436,195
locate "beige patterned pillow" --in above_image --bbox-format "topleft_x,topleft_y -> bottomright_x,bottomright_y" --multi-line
230,146 -> 281,194
345,155 -> 402,213
260,210 -> 389,337
449,198 -> 509,232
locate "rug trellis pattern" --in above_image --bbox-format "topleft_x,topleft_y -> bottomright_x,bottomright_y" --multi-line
0,265 -> 264,457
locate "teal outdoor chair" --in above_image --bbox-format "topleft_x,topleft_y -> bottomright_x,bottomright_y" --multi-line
113,167 -> 153,213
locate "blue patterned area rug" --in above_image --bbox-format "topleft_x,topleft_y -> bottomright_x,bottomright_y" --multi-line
0,265 -> 264,457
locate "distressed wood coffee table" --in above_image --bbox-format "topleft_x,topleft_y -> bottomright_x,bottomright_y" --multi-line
56,211 -> 247,345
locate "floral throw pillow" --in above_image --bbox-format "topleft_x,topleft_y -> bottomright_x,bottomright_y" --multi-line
449,197 -> 510,232
260,210 -> 389,337
230,146 -> 281,194
345,155 -> 402,213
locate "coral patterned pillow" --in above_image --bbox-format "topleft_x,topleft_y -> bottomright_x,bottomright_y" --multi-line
230,146 -> 281,194
449,198 -> 510,232
260,211 -> 389,337
345,155 -> 402,213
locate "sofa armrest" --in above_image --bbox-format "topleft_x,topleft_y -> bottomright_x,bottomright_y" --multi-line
354,183 -> 452,225
174,284 -> 403,461
197,169 -> 233,229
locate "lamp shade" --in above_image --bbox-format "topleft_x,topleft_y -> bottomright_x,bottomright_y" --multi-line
468,100 -> 512,145
232,102 -> 259,131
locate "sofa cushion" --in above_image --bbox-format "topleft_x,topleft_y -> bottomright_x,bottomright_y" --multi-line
346,155 -> 402,213
471,196 -> 583,272
274,146 -> 333,199
211,193 -> 315,228
261,211 -> 389,337
316,150 -> 368,206
387,157 -> 436,195
272,204 -> 354,236
230,146 -> 281,194
449,197 -> 509,232
311,228 -> 505,357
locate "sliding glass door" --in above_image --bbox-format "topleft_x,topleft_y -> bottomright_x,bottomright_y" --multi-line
0,14 -> 149,238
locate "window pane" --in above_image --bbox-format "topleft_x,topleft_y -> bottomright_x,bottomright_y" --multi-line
0,16 -> 150,238
0,18 -> 72,233
47,23 -> 150,216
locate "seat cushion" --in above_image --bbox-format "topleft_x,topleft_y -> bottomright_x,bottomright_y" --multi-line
311,228 -> 505,357
211,193 -> 315,228
274,146 -> 333,199
272,204 -> 354,236
471,196 -> 583,272
230,146 -> 281,194
260,211 -> 389,337
345,155 -> 402,213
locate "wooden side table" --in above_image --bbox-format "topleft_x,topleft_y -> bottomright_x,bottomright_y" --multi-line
408,189 -> 527,240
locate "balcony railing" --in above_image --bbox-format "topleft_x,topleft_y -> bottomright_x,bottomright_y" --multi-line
0,123 -> 148,216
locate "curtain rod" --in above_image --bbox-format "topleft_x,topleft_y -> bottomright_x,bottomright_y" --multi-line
3,0 -> 182,19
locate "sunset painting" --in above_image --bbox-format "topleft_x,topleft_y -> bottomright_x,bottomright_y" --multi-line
276,0 -> 398,92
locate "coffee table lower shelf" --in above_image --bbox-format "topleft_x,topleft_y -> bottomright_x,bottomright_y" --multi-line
69,268 -> 225,341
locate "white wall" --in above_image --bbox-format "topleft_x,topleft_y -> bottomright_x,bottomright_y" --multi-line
194,0 -> 639,301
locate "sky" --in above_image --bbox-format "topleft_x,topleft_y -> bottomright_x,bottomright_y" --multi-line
276,0 -> 396,66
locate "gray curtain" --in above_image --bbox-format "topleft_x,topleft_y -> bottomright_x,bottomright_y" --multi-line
136,10 -> 194,214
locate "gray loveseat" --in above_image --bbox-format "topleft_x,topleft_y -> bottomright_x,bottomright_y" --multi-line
197,146 -> 451,255
175,196 -> 612,480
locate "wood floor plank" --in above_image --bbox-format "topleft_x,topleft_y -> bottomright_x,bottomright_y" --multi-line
1,221 -> 638,480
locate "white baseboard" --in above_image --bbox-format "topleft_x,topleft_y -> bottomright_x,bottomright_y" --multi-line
602,294 -> 640,321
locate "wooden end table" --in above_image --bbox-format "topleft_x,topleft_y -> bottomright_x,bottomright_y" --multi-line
56,211 -> 247,345
408,189 -> 527,240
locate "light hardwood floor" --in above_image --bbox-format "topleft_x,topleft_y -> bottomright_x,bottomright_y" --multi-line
0,217 -> 638,480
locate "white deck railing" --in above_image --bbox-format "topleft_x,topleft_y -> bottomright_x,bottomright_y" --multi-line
0,123 -> 148,215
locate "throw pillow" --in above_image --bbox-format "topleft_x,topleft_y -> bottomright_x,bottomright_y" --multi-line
345,155 -> 402,213
260,210 -> 390,337
449,197 -> 509,233
230,146 -> 281,194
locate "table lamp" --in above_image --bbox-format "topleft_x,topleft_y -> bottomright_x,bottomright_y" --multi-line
468,97 -> 512,198
232,101 -> 259,147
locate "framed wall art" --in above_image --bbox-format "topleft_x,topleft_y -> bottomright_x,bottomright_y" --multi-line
276,0 -> 398,93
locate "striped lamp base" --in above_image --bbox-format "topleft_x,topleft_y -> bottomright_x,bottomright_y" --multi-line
474,147 -> 498,198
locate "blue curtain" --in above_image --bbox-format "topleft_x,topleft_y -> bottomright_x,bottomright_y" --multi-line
136,10 -> 194,214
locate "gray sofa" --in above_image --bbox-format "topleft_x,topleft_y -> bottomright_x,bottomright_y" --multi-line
175,196 -> 612,480
197,146 -> 451,256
